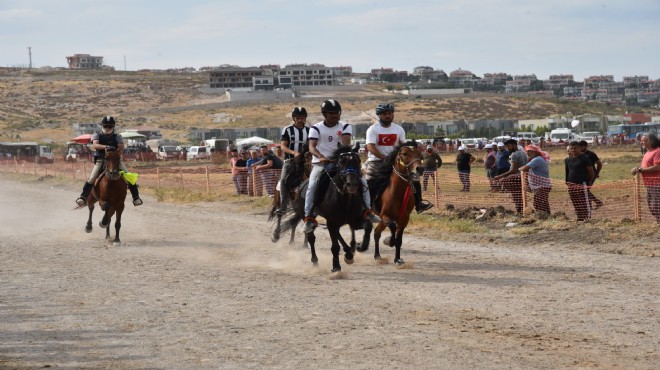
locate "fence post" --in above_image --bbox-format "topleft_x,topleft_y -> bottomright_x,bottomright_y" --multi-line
433,171 -> 439,208
205,165 -> 210,194
634,174 -> 642,222
521,173 -> 528,214
179,168 -> 184,190
156,167 -> 161,188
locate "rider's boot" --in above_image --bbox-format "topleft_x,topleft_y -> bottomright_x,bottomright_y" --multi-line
128,184 -> 143,206
414,182 -> 433,214
76,182 -> 93,206
364,209 -> 382,224
302,215 -> 317,234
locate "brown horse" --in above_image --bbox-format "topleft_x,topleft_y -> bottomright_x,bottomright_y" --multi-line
359,141 -> 423,265
84,150 -> 128,246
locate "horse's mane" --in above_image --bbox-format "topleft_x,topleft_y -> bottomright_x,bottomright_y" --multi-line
369,140 -> 418,196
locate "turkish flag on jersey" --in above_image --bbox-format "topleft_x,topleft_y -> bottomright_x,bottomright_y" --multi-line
377,134 -> 397,146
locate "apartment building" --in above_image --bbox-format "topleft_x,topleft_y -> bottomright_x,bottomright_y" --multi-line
448,69 -> 476,85
544,74 -> 574,90
277,64 -> 335,88
209,66 -> 265,89
505,75 -> 537,93
66,54 -> 103,69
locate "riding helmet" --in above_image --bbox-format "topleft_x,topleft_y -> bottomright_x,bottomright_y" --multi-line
320,99 -> 341,114
291,107 -> 307,117
101,116 -> 116,127
375,103 -> 395,115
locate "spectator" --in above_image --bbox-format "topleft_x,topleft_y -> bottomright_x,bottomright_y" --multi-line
493,139 -> 528,214
520,144 -> 552,214
578,140 -> 604,210
246,149 -> 263,196
455,146 -> 475,192
421,144 -> 443,192
230,149 -> 248,195
483,143 -> 497,189
631,133 -> 660,223
495,142 -> 511,175
565,141 -> 594,221
256,145 -> 283,197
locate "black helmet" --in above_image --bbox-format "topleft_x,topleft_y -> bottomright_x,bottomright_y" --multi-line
320,99 -> 341,114
375,103 -> 395,115
291,107 -> 307,117
101,116 -> 116,127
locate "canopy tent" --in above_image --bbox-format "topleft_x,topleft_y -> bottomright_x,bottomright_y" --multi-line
119,131 -> 147,139
70,134 -> 93,144
235,136 -> 273,148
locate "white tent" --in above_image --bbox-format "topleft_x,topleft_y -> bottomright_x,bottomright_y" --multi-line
236,136 -> 273,148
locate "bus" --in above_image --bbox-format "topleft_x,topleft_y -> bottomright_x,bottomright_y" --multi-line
607,122 -> 660,141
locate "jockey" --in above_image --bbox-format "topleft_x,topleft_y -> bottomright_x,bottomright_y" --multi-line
276,106 -> 310,215
302,99 -> 382,233
75,116 -> 143,207
365,103 -> 433,213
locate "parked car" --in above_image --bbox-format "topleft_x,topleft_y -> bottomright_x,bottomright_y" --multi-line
460,138 -> 478,149
579,131 -> 600,144
187,146 -> 209,160
157,145 -> 179,161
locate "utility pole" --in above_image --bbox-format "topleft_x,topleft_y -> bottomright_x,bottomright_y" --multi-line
28,46 -> 32,69
124,55 -> 127,71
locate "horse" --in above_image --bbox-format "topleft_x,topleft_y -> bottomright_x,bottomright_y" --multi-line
357,141 -> 423,265
280,143 -> 364,272
84,150 -> 128,246
268,145 -> 311,244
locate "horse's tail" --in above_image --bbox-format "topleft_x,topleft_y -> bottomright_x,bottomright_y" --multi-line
279,211 -> 302,235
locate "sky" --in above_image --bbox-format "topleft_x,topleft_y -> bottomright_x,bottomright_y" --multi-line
1,0 -> 659,81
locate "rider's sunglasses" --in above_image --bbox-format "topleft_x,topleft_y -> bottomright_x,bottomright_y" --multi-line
102,125 -> 113,129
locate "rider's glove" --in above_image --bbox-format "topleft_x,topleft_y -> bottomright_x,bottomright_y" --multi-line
106,146 -> 116,151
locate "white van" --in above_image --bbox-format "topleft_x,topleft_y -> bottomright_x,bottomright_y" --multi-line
517,132 -> 540,144
187,146 -> 209,160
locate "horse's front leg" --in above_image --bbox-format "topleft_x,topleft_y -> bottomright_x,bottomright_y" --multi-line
357,219 -> 371,252
337,229 -> 354,265
113,207 -> 124,246
308,231 -> 317,265
373,221 -> 387,260
393,227 -> 405,265
329,227 -> 342,272
85,204 -> 94,233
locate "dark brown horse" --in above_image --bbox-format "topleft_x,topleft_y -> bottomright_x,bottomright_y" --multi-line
358,141 -> 423,265
84,150 -> 128,246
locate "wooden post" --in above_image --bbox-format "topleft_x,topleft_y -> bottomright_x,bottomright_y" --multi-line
521,173 -> 528,214
433,171 -> 439,208
156,167 -> 161,188
205,165 -> 210,194
180,168 -> 184,189
634,173 -> 642,222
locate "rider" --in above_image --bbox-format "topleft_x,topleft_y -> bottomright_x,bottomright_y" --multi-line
364,103 -> 433,213
75,116 -> 143,207
302,99 -> 382,233
276,106 -> 310,214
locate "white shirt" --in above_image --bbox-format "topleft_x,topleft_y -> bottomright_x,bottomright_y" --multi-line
308,120 -> 352,164
365,122 -> 407,162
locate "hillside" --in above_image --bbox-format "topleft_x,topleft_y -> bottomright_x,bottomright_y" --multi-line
0,68 -> 648,144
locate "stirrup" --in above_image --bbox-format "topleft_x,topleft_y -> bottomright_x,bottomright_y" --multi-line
302,216 -> 317,233
132,198 -> 143,206
76,197 -> 87,207
364,209 -> 382,223
416,200 -> 433,214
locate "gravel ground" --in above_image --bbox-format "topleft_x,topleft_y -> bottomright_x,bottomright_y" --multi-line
0,177 -> 658,369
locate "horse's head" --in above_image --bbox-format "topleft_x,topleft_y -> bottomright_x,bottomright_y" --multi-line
394,143 -> 423,182
333,144 -> 362,196
104,150 -> 122,181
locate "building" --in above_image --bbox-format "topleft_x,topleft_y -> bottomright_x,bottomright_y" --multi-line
277,64 -> 335,88
448,69 -> 476,86
209,66 -> 265,89
72,122 -> 100,137
543,74 -> 574,90
66,54 -> 103,69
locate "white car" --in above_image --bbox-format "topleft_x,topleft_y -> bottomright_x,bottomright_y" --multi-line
579,132 -> 600,144
187,146 -> 209,160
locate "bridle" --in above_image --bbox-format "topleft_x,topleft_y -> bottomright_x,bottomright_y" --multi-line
326,151 -> 362,195
103,152 -> 122,181
392,146 -> 421,183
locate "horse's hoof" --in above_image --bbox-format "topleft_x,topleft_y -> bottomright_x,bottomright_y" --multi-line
374,255 -> 381,260
383,236 -> 393,247
113,241 -> 121,247
99,221 -> 108,229
85,227 -> 93,233
395,258 -> 405,265
271,235 -> 280,243
331,267 -> 341,273
344,256 -> 354,265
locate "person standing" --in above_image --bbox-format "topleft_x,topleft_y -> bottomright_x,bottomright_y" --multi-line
246,149 -> 262,197
495,142 -> 511,175
230,148 -> 248,195
302,100 -> 381,233
276,107 -> 310,214
578,140 -> 604,209
483,143 -> 497,190
565,141 -> 594,221
631,133 -> 660,223
455,146 -> 476,192
365,102 -> 432,213
493,139 -> 528,213
421,144 -> 443,192
75,116 -> 142,207
255,145 -> 283,197
520,144 -> 552,214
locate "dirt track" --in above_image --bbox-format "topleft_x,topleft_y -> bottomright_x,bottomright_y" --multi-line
0,177 -> 658,369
